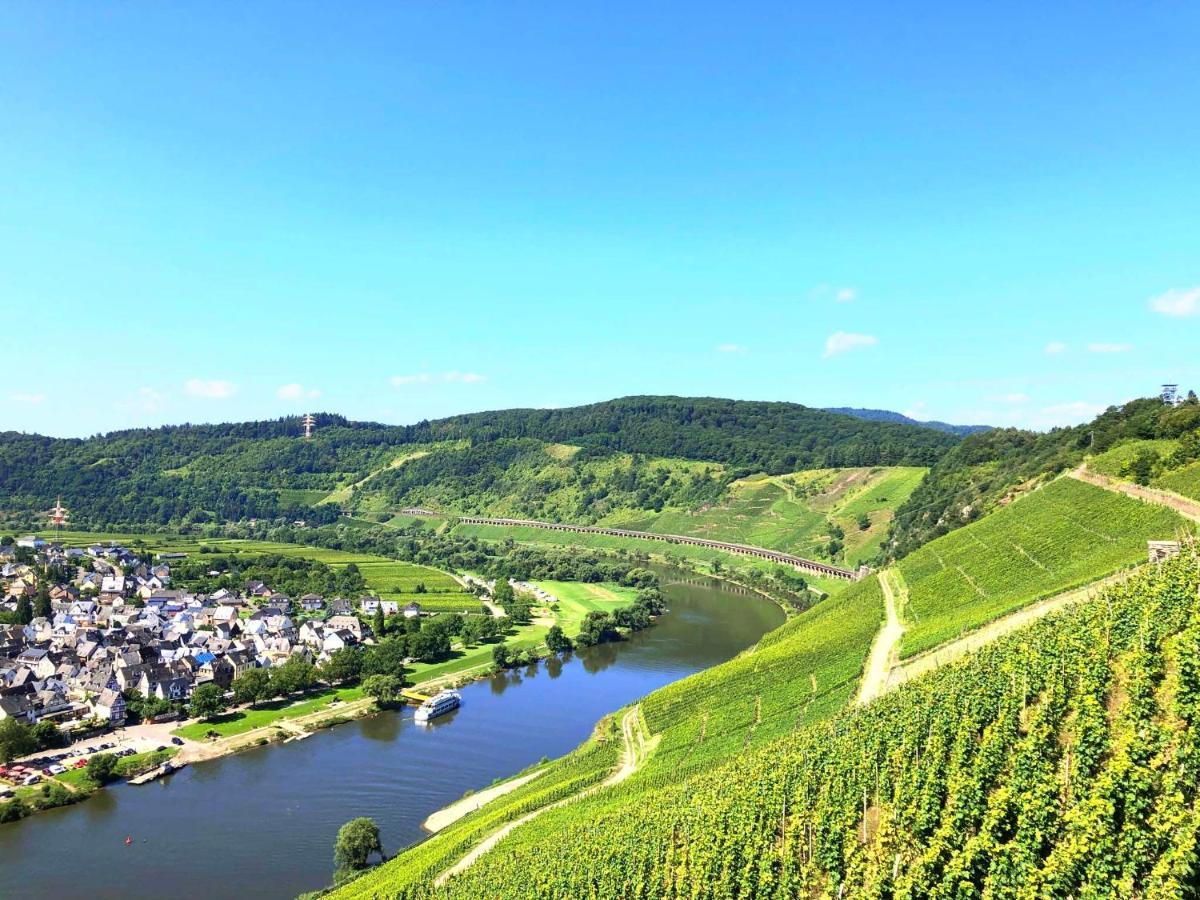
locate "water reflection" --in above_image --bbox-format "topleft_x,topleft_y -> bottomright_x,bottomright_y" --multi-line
0,566 -> 784,900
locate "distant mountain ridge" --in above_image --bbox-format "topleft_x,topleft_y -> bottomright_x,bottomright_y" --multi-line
824,407 -> 992,437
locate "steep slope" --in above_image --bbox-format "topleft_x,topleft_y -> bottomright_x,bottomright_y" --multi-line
409,552 -> 1200,899
885,395 -> 1200,558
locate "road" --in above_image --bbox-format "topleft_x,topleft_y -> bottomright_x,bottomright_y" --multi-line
1070,465 -> 1200,523
856,570 -> 905,705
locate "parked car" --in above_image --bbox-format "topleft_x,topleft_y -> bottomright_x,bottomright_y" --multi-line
49,764 -> 66,775
73,759 -> 88,769
171,737 -> 184,746
22,774 -> 41,786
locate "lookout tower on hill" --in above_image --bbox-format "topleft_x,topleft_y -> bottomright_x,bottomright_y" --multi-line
48,497 -> 69,534
302,413 -> 316,441
1162,384 -> 1180,405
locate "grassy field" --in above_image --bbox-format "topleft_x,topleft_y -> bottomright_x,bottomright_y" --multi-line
531,581 -> 641,636
601,466 -> 925,567
896,476 -> 1188,656
173,686 -> 365,740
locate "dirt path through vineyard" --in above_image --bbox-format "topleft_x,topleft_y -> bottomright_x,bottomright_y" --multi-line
857,570 -> 906,705
434,706 -> 652,886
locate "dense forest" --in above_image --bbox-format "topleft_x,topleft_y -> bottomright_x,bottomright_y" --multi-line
0,397 -> 958,529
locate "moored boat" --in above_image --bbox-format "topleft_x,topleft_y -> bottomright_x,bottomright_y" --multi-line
414,690 -> 461,723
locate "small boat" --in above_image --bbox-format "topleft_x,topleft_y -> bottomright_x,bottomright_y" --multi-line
414,690 -> 461,724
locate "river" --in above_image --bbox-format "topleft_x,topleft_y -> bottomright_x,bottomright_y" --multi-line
0,570 -> 783,899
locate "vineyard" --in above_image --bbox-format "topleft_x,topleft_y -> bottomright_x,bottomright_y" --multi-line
341,550 -> 1200,899
895,476 -> 1187,656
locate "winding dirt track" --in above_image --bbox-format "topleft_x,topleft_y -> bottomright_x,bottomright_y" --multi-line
434,707 -> 650,886
857,570 -> 905,705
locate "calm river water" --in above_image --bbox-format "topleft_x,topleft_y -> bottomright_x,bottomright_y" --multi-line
0,570 -> 783,899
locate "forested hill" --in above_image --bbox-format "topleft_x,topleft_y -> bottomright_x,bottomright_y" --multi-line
0,396 -> 959,528
824,406 -> 992,437
413,397 -> 959,470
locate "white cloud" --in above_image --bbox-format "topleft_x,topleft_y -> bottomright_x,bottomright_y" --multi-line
1088,342 -> 1133,354
1044,341 -> 1067,354
184,378 -> 238,399
901,401 -> 928,421
835,287 -> 857,303
716,343 -> 746,354
391,371 -> 486,387
277,383 -> 321,400
444,371 -> 486,384
811,284 -> 858,303
136,387 -> 165,412
1150,286 -> 1200,318
10,392 -> 45,405
823,331 -> 878,358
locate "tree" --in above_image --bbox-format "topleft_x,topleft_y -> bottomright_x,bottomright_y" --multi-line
492,579 -> 515,606
857,512 -> 871,531
86,752 -> 120,784
492,643 -> 511,668
189,683 -> 228,721
0,718 -> 35,763
362,674 -> 405,707
31,720 -> 65,751
362,638 -> 408,679
232,669 -> 272,707
270,656 -> 316,698
15,595 -> 32,626
320,647 -> 363,685
33,582 -> 51,620
545,625 -> 572,654
372,605 -> 386,638
333,816 -> 384,871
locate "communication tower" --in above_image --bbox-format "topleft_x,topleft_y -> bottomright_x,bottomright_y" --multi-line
302,413 -> 316,440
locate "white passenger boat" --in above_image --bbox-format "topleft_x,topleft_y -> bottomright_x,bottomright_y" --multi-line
414,690 -> 461,723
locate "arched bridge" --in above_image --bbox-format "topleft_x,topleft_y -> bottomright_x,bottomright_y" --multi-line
453,515 -> 864,581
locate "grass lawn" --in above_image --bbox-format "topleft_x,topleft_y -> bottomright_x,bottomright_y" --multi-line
173,686 -> 364,740
533,581 -> 639,636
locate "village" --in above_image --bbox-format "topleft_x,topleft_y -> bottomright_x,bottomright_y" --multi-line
0,535 -> 434,774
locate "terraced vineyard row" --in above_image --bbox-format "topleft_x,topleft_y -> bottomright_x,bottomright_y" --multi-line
397,551 -> 1200,899
895,476 -> 1187,656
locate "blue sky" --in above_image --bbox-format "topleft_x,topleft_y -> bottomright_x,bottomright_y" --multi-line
2,2 -> 1198,437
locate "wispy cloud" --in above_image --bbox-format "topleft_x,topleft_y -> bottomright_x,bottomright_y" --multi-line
823,331 -> 878,358
716,343 -> 746,354
277,383 -> 321,400
999,393 -> 1030,404
184,378 -> 238,398
1044,341 -> 1067,355
390,371 -> 486,387
811,284 -> 858,303
1150,286 -> 1200,318
1088,342 -> 1132,354
10,392 -> 45,405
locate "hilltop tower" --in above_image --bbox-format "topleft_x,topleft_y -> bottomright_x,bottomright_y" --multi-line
1162,384 -> 1180,406
48,497 -> 69,534
302,413 -> 316,440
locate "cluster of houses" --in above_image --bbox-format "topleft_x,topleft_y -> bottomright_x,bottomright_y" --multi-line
0,538 -> 407,732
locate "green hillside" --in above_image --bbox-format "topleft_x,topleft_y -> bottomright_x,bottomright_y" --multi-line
329,467 -> 1195,899
0,396 -> 958,531
885,395 -> 1200,559
895,476 -> 1186,656
376,551 -> 1200,899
